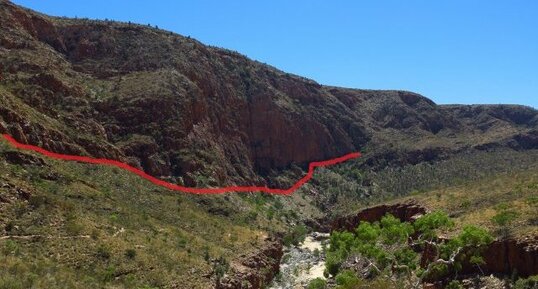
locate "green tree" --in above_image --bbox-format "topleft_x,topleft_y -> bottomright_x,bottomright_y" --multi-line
325,211 -> 493,289
421,225 -> 493,284
413,211 -> 453,240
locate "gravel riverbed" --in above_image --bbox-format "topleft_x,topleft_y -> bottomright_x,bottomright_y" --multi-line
269,233 -> 329,289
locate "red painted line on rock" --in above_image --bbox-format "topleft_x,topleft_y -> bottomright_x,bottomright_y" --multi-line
1,133 -> 361,195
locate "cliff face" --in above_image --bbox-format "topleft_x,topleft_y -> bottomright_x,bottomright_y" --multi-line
478,237 -> 538,277
1,0 -> 537,188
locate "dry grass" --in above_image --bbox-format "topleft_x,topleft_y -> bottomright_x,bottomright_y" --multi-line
397,168 -> 538,239
0,139 -> 300,289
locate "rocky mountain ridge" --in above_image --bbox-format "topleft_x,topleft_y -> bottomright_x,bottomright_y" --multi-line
1,0 -> 537,189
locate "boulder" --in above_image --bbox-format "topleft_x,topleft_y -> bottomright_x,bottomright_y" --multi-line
331,201 -> 428,232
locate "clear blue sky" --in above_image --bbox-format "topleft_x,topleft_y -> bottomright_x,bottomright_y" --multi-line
13,0 -> 538,108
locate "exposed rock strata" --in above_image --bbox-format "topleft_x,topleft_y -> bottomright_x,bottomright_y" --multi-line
331,201 -> 428,232
1,0 -> 537,188
217,236 -> 283,289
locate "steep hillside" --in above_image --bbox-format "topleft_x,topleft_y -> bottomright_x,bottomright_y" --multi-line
1,0 -> 536,190
0,139 -> 291,289
1,1 -> 538,288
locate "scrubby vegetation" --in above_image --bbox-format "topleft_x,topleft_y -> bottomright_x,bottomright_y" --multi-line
283,224 -> 308,246
491,203 -> 520,238
309,149 -> 538,218
515,275 -> 538,289
1,2 -> 537,288
307,277 -> 327,289
361,149 -> 538,198
0,140 -> 311,289
320,212 -> 493,288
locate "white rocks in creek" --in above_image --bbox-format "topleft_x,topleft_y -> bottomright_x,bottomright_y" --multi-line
269,233 -> 329,289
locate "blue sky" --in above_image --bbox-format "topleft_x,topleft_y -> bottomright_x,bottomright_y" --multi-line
13,0 -> 538,108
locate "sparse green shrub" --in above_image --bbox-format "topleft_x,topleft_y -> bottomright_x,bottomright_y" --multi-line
460,199 -> 472,209
246,210 -> 258,221
273,272 -> 283,283
335,270 -> 361,289
287,209 -> 299,220
203,247 -> 210,263
4,222 -> 14,232
526,196 -> 538,206
491,203 -> 519,238
307,277 -> 327,289
125,249 -> 136,259
293,266 -> 299,276
515,275 -> 538,289
2,240 -> 19,256
213,256 -> 229,282
273,198 -> 284,210
96,245 -> 111,260
101,265 -> 116,282
281,254 -> 291,263
423,263 -> 449,281
446,280 -> 463,289
267,207 -> 275,220
325,250 -> 345,276
65,219 -> 84,235
13,202 -> 28,218
492,210 -> 519,226
393,247 -> 418,272
283,224 -> 308,246
176,236 -> 188,248
109,213 -> 119,222
469,255 -> 485,268
28,195 -> 47,208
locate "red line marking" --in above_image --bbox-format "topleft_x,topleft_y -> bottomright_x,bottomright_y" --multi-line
1,134 -> 361,195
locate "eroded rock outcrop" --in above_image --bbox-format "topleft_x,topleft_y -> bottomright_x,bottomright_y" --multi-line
2,151 -> 46,166
331,201 -> 428,232
466,236 -> 538,277
217,236 -> 283,289
420,236 -> 538,281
